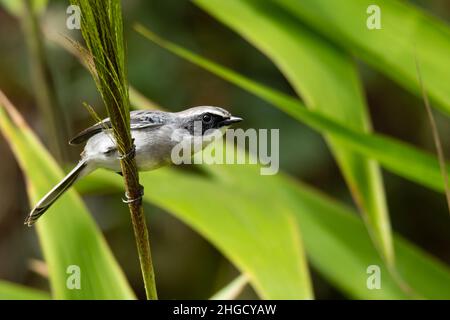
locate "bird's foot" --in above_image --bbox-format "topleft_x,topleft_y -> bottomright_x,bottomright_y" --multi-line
118,138 -> 136,161
122,184 -> 144,205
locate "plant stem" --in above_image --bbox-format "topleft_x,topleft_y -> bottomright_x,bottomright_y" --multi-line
110,101 -> 158,300
73,0 -> 157,299
21,0 -> 67,163
415,55 -> 450,215
127,194 -> 158,299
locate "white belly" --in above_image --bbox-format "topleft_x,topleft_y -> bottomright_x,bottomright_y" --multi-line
82,126 -> 177,172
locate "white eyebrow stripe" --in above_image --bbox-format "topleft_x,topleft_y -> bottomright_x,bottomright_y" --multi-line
176,106 -> 231,119
193,108 -> 229,117
207,110 -> 227,117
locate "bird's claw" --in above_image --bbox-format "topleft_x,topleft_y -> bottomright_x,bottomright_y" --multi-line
122,184 -> 144,204
118,139 -> 136,161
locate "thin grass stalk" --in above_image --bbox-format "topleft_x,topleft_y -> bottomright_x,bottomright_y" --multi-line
20,0 -> 67,163
415,55 -> 450,215
134,24 -> 430,297
72,0 -> 157,299
43,29 -> 161,110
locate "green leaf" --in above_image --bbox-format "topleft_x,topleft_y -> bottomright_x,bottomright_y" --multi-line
0,93 -> 313,299
0,0 -> 48,16
194,0 -> 393,271
277,0 -> 450,116
0,281 -> 50,300
0,94 -> 135,299
204,161 -> 450,299
80,166 -> 313,299
134,24 -> 450,194
80,155 -> 450,299
210,274 -> 248,300
282,174 -> 450,299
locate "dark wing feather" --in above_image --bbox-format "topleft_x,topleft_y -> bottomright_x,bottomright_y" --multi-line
69,110 -> 167,145
69,122 -> 107,145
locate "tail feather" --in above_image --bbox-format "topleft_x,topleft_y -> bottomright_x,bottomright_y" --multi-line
25,160 -> 88,226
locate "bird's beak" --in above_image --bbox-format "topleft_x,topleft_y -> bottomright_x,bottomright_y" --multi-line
220,116 -> 243,126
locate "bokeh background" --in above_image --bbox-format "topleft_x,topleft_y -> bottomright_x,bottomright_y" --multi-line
0,0 -> 449,299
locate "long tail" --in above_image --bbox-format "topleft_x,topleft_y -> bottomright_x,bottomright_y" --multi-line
25,160 -> 89,226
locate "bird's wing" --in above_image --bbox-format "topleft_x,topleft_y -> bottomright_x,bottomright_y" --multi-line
69,110 -> 166,145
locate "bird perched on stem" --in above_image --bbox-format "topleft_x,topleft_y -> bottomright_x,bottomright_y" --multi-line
25,106 -> 242,226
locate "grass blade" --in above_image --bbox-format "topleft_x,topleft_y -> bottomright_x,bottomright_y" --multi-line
0,90 -> 135,299
81,157 -> 450,299
20,0 -> 68,162
415,56 -> 450,214
0,0 -> 48,16
79,167 -> 314,299
210,274 -> 248,300
134,24 -> 450,195
43,29 -> 161,111
195,0 -> 394,272
0,281 -> 50,300
277,0 -> 450,116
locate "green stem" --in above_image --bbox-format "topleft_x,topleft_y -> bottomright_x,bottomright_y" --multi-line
111,105 -> 157,300
127,188 -> 158,299
20,0 -> 67,163
73,0 -> 157,299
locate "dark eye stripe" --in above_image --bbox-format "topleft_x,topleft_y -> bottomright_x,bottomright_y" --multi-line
184,113 -> 227,135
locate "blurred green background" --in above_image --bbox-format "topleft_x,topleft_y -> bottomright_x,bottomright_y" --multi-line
0,0 -> 449,299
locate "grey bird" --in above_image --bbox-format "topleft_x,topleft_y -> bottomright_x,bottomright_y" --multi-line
25,106 -> 242,226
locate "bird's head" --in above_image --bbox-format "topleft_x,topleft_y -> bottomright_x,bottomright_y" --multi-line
171,106 -> 242,152
176,106 -> 242,135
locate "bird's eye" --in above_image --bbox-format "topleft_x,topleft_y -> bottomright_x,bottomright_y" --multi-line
202,113 -> 213,124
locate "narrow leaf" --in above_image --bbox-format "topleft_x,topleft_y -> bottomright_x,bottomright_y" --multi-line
277,0 -> 450,116
210,275 -> 248,300
135,24 -> 450,194
0,281 -> 50,300
0,0 -> 48,16
0,91 -> 135,299
195,0 -> 393,270
81,159 -> 450,299
79,167 -> 314,299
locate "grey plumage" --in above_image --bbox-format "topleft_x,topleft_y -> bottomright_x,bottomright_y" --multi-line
25,106 -> 242,226
69,110 -> 169,145
24,160 -> 87,226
